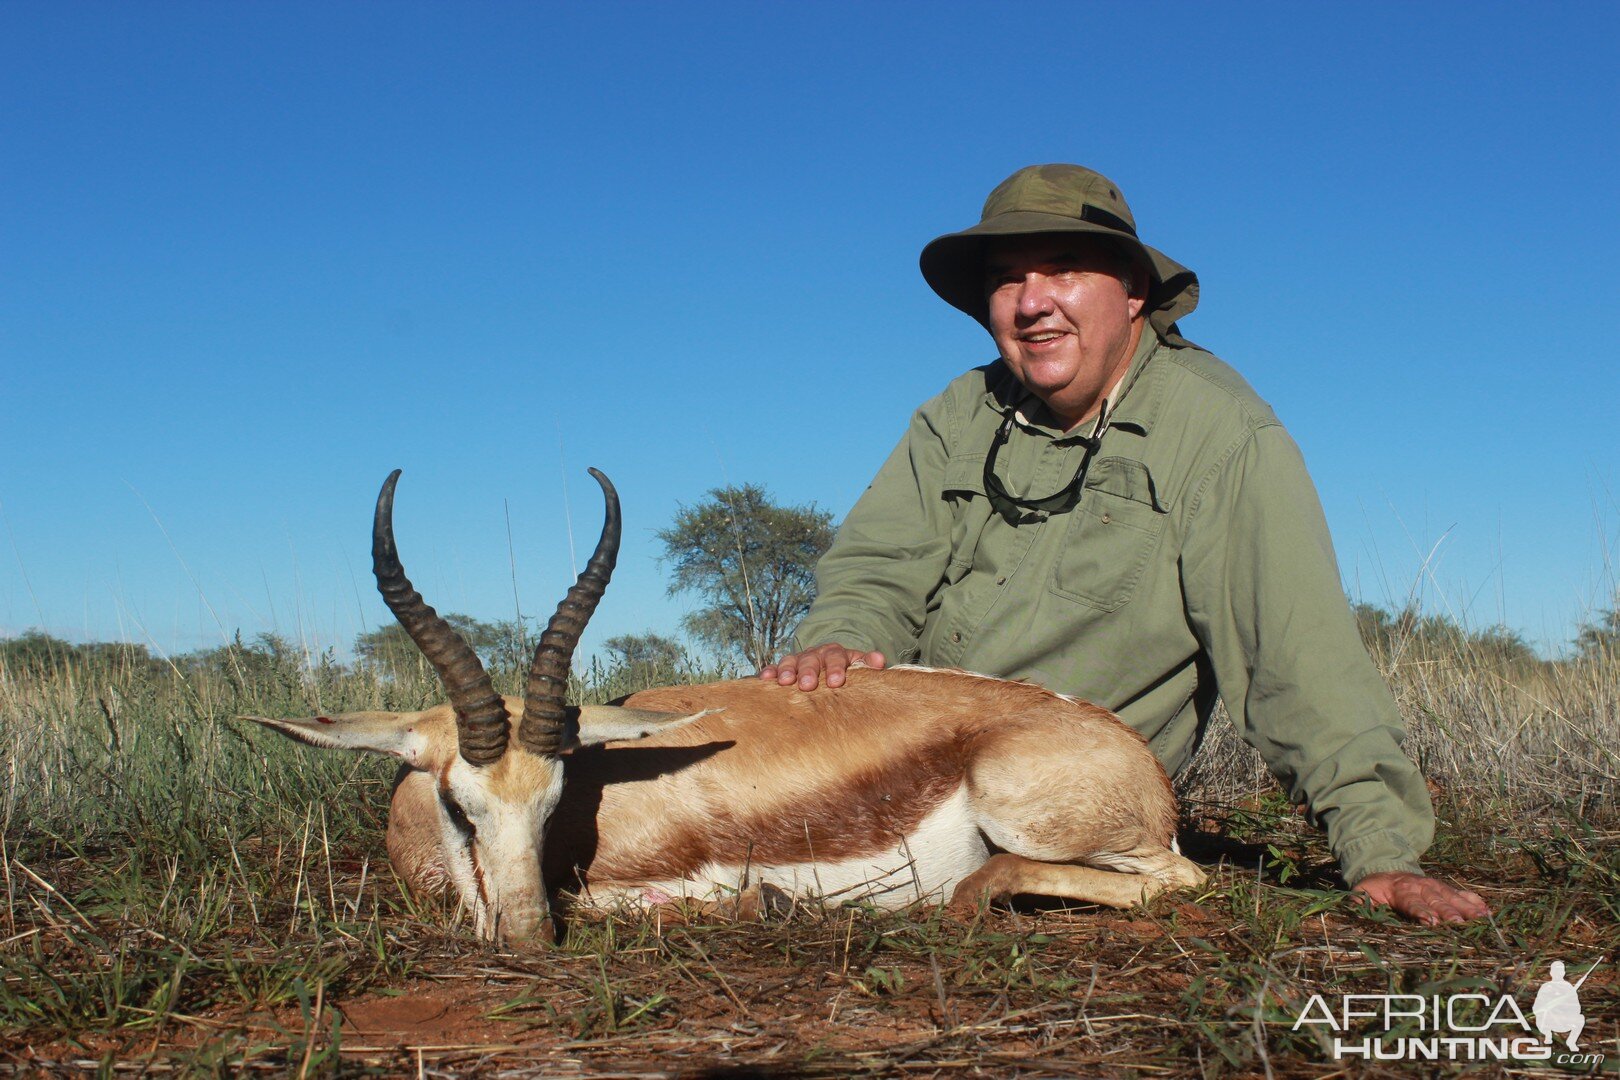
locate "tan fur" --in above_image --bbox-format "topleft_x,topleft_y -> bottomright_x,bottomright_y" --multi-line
386,767 -> 449,891
381,666 -> 1203,914
949,851 -> 1202,911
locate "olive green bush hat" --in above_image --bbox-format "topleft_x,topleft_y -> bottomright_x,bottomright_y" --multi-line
919,164 -> 1199,341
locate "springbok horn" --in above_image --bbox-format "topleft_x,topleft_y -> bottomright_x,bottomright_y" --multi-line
373,470 -> 510,766
519,468 -> 620,755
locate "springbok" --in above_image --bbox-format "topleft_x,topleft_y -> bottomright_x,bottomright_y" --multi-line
248,470 -> 1204,942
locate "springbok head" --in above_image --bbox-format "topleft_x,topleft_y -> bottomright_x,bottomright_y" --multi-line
246,469 -> 694,942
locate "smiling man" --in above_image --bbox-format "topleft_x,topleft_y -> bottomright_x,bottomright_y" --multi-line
762,164 -> 1490,926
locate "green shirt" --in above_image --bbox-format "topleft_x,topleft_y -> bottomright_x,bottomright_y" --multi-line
794,328 -> 1433,886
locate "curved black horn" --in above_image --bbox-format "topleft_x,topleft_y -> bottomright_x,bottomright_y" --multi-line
373,470 -> 510,766
518,468 -> 620,755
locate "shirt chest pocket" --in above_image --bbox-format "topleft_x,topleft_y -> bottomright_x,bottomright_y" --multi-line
1049,456 -> 1169,612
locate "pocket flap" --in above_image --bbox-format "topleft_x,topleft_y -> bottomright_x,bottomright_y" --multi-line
1083,456 -> 1168,512
942,454 -> 988,497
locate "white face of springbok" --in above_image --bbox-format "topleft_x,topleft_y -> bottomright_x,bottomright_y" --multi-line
251,704 -> 565,940
246,468 -> 692,943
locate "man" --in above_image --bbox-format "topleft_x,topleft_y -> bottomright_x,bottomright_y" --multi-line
762,164 -> 1488,925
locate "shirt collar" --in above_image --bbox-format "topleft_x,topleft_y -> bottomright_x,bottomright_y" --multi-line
981,321 -> 1166,441
1106,323 -> 1167,436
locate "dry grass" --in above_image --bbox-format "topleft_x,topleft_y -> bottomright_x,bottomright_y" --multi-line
1,632 -> 1616,1076
1178,627 -> 1619,816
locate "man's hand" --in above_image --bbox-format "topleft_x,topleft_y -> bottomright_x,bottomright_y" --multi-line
1352,871 -> 1491,926
759,643 -> 886,690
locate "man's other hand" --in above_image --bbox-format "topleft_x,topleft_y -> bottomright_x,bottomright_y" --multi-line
759,643 -> 886,690
1353,871 -> 1491,926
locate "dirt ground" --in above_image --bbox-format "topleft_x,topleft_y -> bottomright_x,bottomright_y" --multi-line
7,883 -> 1615,1078
3,804 -> 1615,1077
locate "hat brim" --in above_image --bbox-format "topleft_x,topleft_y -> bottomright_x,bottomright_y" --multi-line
919,210 -> 1197,331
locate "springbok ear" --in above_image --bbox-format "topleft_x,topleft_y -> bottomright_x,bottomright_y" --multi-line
566,705 -> 718,750
240,710 -> 449,768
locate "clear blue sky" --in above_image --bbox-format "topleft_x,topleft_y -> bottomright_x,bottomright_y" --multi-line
2,1 -> 1616,662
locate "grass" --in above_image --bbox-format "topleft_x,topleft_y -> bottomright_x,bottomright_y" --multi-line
1,630 -> 1616,1075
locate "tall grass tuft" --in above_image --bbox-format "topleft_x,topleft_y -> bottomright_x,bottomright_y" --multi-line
1177,606 -> 1619,824
0,634 -> 734,857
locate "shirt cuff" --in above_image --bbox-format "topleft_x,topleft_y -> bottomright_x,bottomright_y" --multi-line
1335,829 -> 1423,887
791,628 -> 884,655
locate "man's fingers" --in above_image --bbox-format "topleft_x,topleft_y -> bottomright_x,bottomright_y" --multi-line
1429,887 -> 1490,922
826,647 -> 886,686
790,650 -> 829,693
810,646 -> 856,689
1412,893 -> 1464,926
1410,880 -> 1490,922
763,644 -> 881,692
830,647 -> 878,686
1385,880 -> 1485,926
1393,884 -> 1442,925
1352,872 -> 1491,927
795,652 -> 824,691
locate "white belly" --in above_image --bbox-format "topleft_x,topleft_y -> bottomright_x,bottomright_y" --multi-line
581,784 -> 986,910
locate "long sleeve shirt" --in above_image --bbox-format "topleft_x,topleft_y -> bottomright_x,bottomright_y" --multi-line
793,328 -> 1434,886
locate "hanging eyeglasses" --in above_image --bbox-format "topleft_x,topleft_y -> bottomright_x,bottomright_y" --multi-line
981,403 -> 1110,525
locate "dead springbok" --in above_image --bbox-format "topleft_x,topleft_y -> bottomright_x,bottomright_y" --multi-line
247,470 -> 1203,942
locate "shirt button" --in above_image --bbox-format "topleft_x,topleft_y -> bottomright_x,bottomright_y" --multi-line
1100,512 -> 1112,524
995,576 -> 1007,586
951,631 -> 962,642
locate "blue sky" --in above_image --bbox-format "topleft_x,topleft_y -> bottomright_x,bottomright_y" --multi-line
2,1 -> 1616,662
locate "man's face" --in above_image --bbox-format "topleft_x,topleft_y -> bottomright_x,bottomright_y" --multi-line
985,236 -> 1146,430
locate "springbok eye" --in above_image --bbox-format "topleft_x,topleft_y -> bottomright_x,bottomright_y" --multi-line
438,793 -> 476,841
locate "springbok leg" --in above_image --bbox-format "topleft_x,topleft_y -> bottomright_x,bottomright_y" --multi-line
948,851 -> 1190,911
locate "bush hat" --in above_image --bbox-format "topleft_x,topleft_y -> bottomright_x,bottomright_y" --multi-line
919,164 -> 1199,342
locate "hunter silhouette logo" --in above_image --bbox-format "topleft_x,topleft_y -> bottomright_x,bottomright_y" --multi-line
1533,959 -> 1593,1051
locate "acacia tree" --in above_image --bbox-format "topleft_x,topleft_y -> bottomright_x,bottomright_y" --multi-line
355,615 -> 529,677
656,485 -> 835,668
603,631 -> 689,685
603,631 -> 685,670
0,630 -> 161,679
